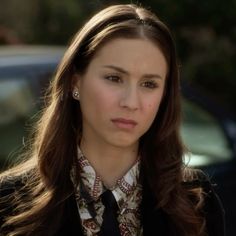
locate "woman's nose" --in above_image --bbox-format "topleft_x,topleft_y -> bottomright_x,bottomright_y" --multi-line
119,86 -> 139,111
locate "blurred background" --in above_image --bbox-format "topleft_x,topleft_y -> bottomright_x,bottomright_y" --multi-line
0,0 -> 236,235
1,0 -> 236,116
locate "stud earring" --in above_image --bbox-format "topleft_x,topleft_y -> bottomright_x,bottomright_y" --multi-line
73,91 -> 80,99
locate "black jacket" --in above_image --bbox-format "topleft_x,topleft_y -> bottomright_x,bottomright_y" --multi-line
0,175 -> 225,236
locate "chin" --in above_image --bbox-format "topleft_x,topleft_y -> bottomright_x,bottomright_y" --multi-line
109,137 -> 138,149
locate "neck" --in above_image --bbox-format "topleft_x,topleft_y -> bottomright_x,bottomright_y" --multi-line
80,137 -> 138,189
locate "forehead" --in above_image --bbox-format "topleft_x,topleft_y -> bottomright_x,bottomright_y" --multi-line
94,37 -> 164,57
88,38 -> 168,76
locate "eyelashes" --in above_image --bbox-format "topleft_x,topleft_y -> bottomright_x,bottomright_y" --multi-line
103,75 -> 159,89
140,80 -> 158,89
104,75 -> 121,83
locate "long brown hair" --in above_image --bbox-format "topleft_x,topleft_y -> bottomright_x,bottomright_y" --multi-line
0,4 -> 205,236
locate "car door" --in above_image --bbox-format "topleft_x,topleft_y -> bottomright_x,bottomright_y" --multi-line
0,64 -> 54,169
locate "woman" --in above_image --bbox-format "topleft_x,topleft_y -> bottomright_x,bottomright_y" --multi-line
0,4 -> 224,236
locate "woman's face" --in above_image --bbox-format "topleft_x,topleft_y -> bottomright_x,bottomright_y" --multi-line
74,38 -> 167,149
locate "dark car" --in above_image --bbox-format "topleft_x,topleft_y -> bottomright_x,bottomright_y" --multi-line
0,46 -> 235,235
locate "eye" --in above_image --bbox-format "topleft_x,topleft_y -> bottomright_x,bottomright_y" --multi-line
104,75 -> 122,83
141,80 -> 158,89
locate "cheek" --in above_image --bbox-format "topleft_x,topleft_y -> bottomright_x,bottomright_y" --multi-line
142,97 -> 163,122
146,103 -> 159,118
82,83 -> 118,112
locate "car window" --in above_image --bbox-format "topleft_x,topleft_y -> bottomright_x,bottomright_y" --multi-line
0,78 -> 37,167
181,98 -> 233,167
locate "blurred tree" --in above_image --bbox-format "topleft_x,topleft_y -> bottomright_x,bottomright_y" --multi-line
31,0 -> 101,44
0,0 -> 38,43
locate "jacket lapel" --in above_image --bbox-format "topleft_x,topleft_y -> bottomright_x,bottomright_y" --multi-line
58,183 -> 174,236
141,183 -> 172,236
61,192 -> 171,236
56,194 -> 84,236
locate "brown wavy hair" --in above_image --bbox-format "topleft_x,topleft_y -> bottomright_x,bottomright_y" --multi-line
0,4 -> 205,236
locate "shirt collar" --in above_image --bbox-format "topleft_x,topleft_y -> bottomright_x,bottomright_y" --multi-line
75,146 -> 141,209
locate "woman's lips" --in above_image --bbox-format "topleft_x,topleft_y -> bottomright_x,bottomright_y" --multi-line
111,118 -> 137,130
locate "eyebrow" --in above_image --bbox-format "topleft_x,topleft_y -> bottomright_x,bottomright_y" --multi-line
102,65 -> 163,80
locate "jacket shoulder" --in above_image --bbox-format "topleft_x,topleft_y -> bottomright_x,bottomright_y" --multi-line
183,170 -> 225,236
0,174 -> 28,230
